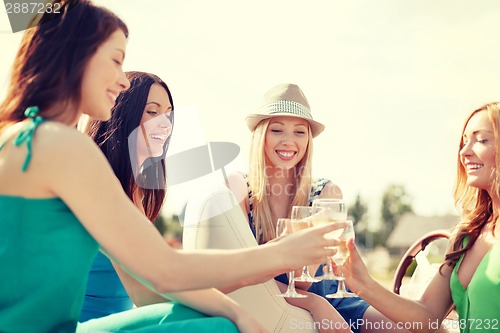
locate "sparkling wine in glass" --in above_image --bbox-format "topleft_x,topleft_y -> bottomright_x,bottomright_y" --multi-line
275,218 -> 307,298
326,220 -> 357,298
311,198 -> 347,280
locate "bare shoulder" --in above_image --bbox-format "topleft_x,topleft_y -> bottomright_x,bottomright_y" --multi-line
35,121 -> 105,163
0,121 -> 112,197
226,171 -> 247,187
36,121 -> 95,148
226,170 -> 251,216
32,121 -> 114,189
318,180 -> 343,199
226,171 -> 249,195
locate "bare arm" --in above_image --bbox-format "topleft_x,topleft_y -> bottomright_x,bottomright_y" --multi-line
343,240 -> 454,333
226,171 -> 251,219
318,181 -> 343,200
164,288 -> 268,333
78,146 -> 268,332
113,265 -> 268,333
217,171 -> 261,294
222,175 -> 345,293
112,262 -> 168,306
110,194 -> 171,306
37,128 -> 339,295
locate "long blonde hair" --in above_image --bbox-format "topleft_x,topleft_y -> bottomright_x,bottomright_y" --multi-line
248,119 -> 314,244
444,102 -> 500,268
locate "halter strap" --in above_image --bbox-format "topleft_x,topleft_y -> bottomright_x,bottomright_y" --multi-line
13,106 -> 45,172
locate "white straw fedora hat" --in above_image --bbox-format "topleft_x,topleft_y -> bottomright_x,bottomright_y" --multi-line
245,83 -> 325,138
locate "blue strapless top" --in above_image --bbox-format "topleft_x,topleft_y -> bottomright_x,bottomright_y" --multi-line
79,251 -> 134,322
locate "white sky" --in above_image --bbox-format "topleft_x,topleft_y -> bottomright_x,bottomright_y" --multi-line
2,1 -> 500,226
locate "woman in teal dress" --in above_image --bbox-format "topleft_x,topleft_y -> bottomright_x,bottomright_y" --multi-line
0,1 -> 345,332
344,102 -> 500,333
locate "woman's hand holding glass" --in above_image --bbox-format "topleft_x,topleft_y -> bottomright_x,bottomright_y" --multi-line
327,220 -> 357,298
274,219 -> 345,276
291,206 -> 321,283
311,198 -> 347,280
274,217 -> 345,297
341,238 -> 372,297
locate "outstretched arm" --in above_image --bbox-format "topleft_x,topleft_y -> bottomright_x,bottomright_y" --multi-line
113,263 -> 269,333
40,128 -> 340,294
343,240 -> 454,333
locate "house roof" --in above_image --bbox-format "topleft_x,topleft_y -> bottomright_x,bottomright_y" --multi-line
386,213 -> 459,248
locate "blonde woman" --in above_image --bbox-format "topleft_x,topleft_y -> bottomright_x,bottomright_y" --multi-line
225,83 -> 411,333
345,102 -> 500,333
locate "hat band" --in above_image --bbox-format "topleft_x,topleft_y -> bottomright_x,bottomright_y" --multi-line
260,100 -> 313,120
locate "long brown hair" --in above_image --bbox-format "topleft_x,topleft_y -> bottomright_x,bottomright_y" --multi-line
86,72 -> 174,222
444,102 -> 500,268
248,119 -> 313,244
0,0 -> 128,134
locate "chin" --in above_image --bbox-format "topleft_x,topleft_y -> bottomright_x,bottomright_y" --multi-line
99,114 -> 112,121
467,181 -> 487,190
466,180 -> 477,188
152,153 -> 163,158
151,146 -> 164,156
275,164 -> 295,171
90,110 -> 112,121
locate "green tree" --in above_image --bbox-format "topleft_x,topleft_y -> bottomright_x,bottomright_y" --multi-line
153,214 -> 167,235
154,213 -> 183,240
348,193 -> 370,247
378,184 -> 413,245
349,193 -> 368,227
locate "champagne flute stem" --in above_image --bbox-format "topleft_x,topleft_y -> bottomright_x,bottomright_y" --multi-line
288,270 -> 297,293
327,258 -> 334,276
336,264 -> 347,292
326,263 -> 357,298
320,258 -> 336,280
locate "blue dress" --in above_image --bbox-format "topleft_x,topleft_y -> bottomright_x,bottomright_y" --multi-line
246,176 -> 369,333
80,251 -> 134,322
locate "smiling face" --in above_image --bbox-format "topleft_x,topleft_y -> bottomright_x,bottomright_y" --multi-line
80,29 -> 130,120
460,110 -> 497,192
264,116 -> 310,170
136,83 -> 173,164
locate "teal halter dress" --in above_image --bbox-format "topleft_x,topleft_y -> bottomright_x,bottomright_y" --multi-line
0,107 -> 238,333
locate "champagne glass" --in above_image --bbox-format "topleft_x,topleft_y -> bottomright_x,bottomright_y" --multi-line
326,219 -> 357,298
311,198 -> 347,280
290,206 -> 321,283
275,218 -> 307,298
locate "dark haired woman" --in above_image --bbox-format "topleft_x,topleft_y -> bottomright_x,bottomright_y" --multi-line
79,71 -> 173,323
0,1 -> 342,332
78,71 -> 252,332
